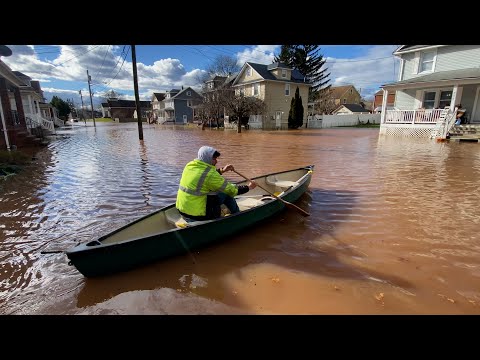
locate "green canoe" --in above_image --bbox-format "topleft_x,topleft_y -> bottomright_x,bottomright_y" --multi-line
66,165 -> 314,277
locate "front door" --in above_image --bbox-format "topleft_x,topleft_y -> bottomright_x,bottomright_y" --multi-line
275,111 -> 282,129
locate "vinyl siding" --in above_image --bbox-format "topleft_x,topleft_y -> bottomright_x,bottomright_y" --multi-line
394,89 -> 417,109
401,45 -> 480,81
263,81 -> 309,122
435,45 -> 480,72
401,52 -> 416,80
237,65 -> 263,83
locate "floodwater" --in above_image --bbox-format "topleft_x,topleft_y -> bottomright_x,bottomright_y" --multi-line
1,122 -> 479,315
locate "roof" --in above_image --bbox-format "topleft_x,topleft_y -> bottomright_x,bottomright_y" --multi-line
153,92 -> 165,101
336,103 -> 369,113
12,70 -> 30,79
330,85 -> 357,99
374,89 -> 396,95
393,45 -> 445,55
267,62 -> 290,70
382,67 -> 480,88
107,99 -> 151,108
234,62 -> 311,85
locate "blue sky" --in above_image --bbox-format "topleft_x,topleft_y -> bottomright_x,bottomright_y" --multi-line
2,45 -> 400,109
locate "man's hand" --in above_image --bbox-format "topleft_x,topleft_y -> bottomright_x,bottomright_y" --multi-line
248,180 -> 257,190
222,164 -> 235,173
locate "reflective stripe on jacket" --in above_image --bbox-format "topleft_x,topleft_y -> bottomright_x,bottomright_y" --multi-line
176,159 -> 239,216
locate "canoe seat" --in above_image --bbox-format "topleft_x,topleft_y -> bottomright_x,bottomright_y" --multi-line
164,208 -> 190,228
235,197 -> 265,212
265,175 -> 297,189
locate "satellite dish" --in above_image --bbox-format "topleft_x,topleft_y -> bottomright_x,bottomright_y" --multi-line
0,45 -> 13,57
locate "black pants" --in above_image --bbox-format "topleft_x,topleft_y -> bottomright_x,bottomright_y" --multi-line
179,195 -> 221,221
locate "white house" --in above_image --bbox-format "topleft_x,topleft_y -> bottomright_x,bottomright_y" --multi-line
380,45 -> 480,138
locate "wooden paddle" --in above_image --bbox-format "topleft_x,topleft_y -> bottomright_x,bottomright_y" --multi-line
232,170 -> 310,217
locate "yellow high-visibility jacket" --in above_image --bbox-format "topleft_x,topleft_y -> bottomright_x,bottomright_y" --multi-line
176,159 -> 239,216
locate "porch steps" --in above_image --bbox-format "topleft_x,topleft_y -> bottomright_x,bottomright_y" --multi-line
448,124 -> 480,142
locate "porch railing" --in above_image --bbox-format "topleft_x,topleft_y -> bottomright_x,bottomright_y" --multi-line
385,109 -> 444,124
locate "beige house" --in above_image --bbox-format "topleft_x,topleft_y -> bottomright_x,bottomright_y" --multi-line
330,85 -> 361,106
231,62 -> 311,129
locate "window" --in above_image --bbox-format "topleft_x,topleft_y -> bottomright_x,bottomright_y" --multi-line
281,69 -> 287,78
253,83 -> 259,96
285,84 -> 290,96
438,91 -> 452,109
423,91 -> 436,109
343,98 -> 346,104
240,87 -> 245,96
246,67 -> 252,77
187,91 -> 191,96
420,51 -> 435,73
187,100 -> 192,107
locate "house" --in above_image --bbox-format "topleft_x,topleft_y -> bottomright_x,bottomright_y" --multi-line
157,87 -> 203,124
373,90 -> 396,113
1,51 -> 57,150
332,103 -> 370,115
330,85 -> 361,106
107,99 -> 151,122
231,62 -> 311,129
380,45 -> 480,138
101,102 -> 111,118
198,75 -> 237,126
151,92 -> 165,123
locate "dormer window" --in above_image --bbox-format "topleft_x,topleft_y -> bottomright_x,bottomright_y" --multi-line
281,69 -> 287,78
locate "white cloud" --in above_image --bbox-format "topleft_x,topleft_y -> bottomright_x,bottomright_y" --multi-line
235,45 -> 278,65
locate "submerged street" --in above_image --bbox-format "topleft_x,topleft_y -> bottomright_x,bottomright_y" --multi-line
1,122 -> 479,314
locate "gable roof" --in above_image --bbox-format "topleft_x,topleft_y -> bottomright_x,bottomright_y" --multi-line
170,86 -> 202,99
393,45 -> 446,55
153,92 -> 165,101
233,62 -> 312,86
334,103 -> 368,113
329,85 -> 357,99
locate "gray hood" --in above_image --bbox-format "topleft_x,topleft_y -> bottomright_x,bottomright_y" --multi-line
197,146 -> 218,165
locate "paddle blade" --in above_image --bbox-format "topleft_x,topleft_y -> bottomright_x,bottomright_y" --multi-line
284,201 -> 310,217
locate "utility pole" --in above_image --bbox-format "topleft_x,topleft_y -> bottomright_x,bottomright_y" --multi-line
79,90 -> 86,126
87,70 -> 96,128
131,45 -> 143,140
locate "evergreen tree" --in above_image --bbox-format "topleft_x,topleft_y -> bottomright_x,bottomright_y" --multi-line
50,96 -> 71,119
288,87 -> 304,129
274,45 -> 331,101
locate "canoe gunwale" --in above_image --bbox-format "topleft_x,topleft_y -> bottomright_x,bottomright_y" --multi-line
65,165 -> 314,276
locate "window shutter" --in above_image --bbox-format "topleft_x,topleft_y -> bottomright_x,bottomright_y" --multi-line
412,52 -> 420,75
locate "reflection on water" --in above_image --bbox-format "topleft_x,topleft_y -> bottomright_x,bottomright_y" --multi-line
1,123 -> 479,314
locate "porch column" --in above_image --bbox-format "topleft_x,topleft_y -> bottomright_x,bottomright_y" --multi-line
13,88 -> 26,127
35,99 -> 41,120
450,85 -> 459,111
0,94 -> 10,150
28,94 -> 33,117
380,88 -> 389,124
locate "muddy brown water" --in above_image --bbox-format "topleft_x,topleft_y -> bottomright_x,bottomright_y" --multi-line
1,122 -> 479,314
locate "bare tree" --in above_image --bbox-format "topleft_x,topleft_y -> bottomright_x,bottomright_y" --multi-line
313,88 -> 337,114
223,94 -> 267,133
205,55 -> 240,78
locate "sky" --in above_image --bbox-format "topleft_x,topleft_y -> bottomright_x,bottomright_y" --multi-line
2,45 -> 400,109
